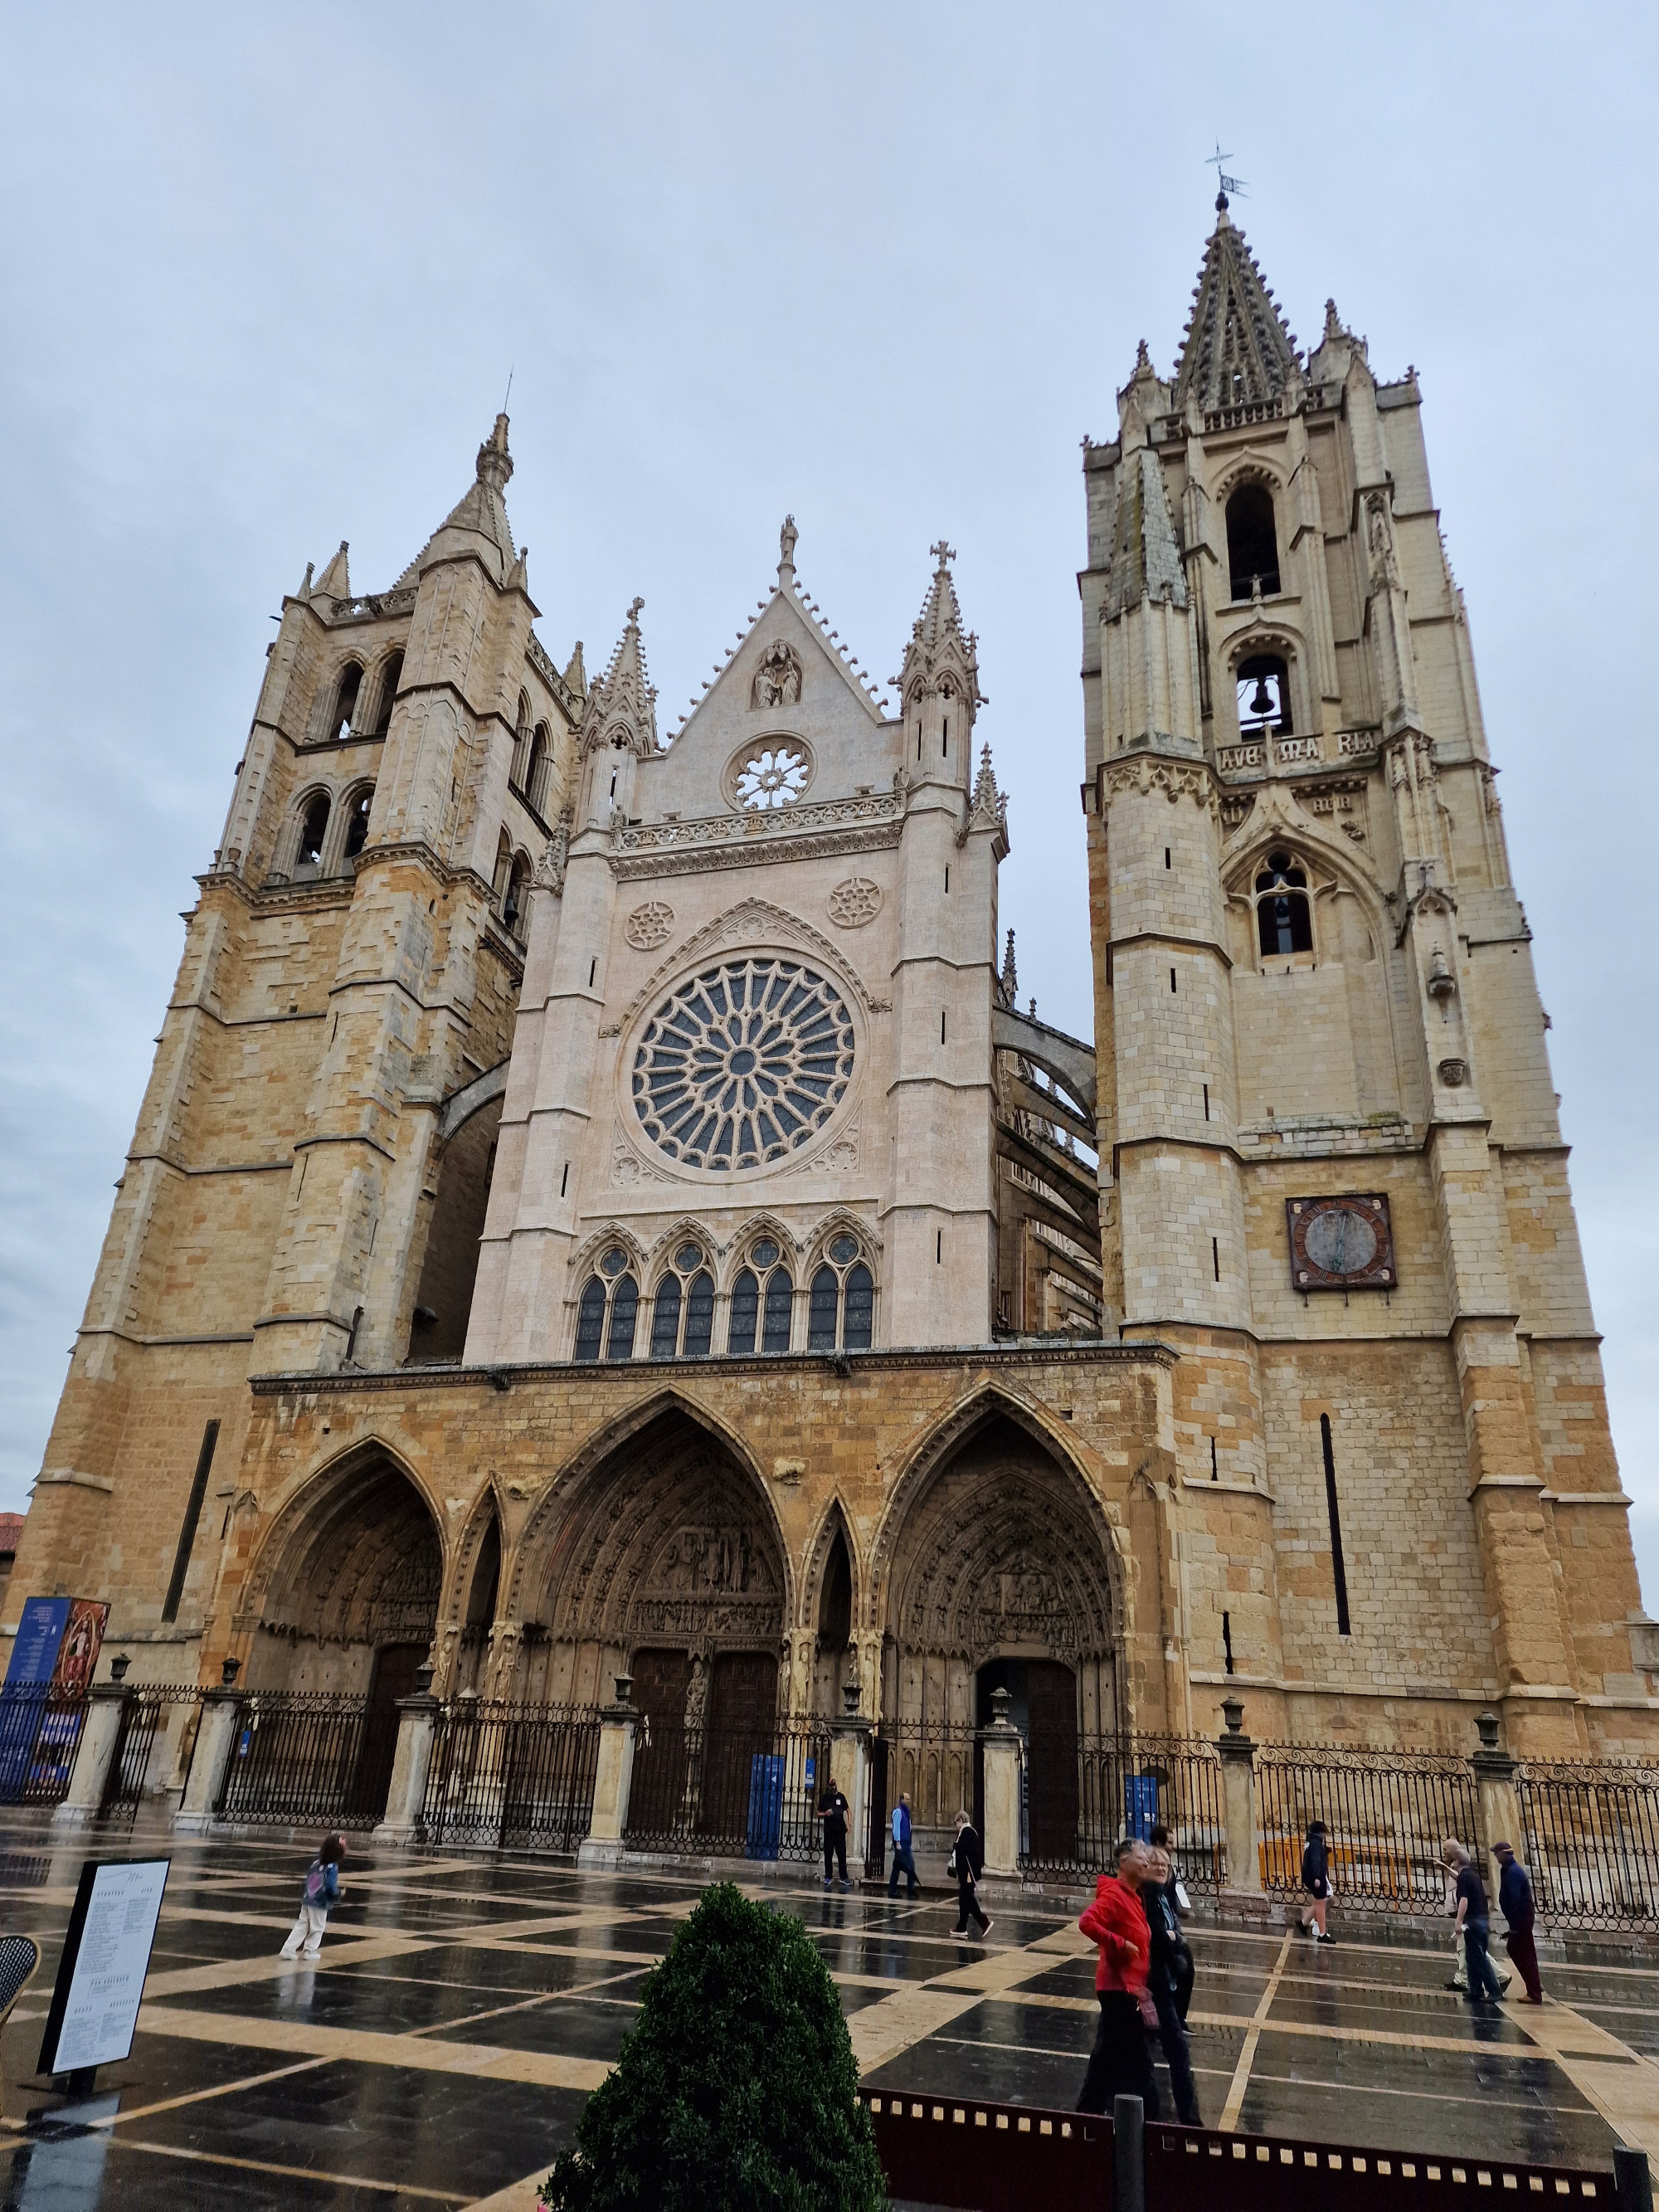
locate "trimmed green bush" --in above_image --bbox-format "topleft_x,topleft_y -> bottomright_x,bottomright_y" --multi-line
542,1882 -> 887,2212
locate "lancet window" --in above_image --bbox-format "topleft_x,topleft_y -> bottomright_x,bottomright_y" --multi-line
371,652 -> 402,737
727,1238 -> 794,1355
1225,483 -> 1280,600
806,1232 -> 875,1352
1254,849 -> 1314,957
574,1245 -> 640,1362
648,1242 -> 717,1359
326,661 -> 363,741
294,792 -> 331,875
342,784 -> 373,863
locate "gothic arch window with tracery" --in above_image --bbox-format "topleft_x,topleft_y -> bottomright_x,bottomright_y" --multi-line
341,782 -> 374,864
648,1240 -> 717,1359
727,1236 -> 794,1356
806,1230 -> 875,1352
293,790 -> 332,877
1254,848 -> 1314,958
573,1244 -> 640,1362
322,660 -> 362,742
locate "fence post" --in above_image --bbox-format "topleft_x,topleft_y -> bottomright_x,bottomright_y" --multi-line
372,1664 -> 439,1849
1113,2093 -> 1146,2212
578,1677 -> 640,1870
830,1681 -> 873,1880
1470,1711 -> 1520,1891
1216,1696 -> 1261,1897
50,1680 -> 129,1830
980,1687 -> 1021,1876
174,1667 -> 244,1834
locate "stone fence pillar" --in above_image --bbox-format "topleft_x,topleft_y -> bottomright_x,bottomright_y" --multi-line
579,1677 -> 640,1871
980,1688 -> 1022,1877
829,1683 -> 872,1878
372,1666 -> 439,1849
1216,1695 -> 1261,1898
51,1682 -> 131,1830
175,1668 -> 245,1834
1471,1710 -> 1523,1890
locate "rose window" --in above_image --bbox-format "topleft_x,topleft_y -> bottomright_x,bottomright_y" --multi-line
632,959 -> 855,1170
735,747 -> 809,811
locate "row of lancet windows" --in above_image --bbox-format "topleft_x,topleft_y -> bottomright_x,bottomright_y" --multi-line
573,1232 -> 874,1362
319,652 -> 401,744
511,694 -> 556,818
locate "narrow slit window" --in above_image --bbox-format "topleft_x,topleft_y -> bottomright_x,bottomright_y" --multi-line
941,1011 -> 947,1044
1212,1236 -> 1220,1281
1170,967 -> 1177,993
1165,847 -> 1171,870
560,1162 -> 570,1198
1210,1436 -> 1218,1481
944,866 -> 950,894
1203,1082 -> 1210,1122
1223,1612 -> 1235,1675
942,717 -> 949,756
588,959 -> 597,989
161,1420 -> 220,1624
936,1230 -> 942,1264
1321,1412 -> 1352,1635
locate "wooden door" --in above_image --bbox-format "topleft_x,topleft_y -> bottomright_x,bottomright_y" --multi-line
1024,1660 -> 1079,1862
351,1642 -> 427,1819
699,1651 -> 778,1844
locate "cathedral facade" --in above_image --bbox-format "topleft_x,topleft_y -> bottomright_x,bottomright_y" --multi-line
12,206 -> 1653,1770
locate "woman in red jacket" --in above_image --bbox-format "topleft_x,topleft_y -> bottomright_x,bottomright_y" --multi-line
1075,1837 -> 1160,2117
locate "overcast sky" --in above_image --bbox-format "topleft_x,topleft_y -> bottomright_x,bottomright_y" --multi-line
2,4 -> 1655,1596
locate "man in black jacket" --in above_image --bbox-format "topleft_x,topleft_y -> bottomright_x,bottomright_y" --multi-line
1142,1840 -> 1201,2123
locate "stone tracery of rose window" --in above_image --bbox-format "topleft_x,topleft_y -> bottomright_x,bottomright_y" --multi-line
734,746 -> 809,810
632,959 -> 854,1170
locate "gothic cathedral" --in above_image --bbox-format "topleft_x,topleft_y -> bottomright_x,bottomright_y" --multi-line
13,202 -> 1653,1772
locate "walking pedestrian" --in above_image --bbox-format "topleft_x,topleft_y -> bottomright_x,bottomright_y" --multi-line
1443,1839 -> 1504,2005
1492,1842 -> 1545,2005
1075,1838 -> 1160,2118
1297,1820 -> 1335,1942
1149,1824 -> 1194,2022
887,1791 -> 920,1898
818,1772 -> 851,1890
1142,1840 -> 1201,2124
280,1833 -> 345,1961
947,1810 -> 992,1939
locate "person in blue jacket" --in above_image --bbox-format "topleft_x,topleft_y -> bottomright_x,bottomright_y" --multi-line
280,1833 -> 345,1960
888,1791 -> 919,1898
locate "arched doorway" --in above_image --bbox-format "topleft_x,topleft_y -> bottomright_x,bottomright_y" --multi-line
879,1411 -> 1118,1854
521,1407 -> 789,1839
240,1449 -> 443,1820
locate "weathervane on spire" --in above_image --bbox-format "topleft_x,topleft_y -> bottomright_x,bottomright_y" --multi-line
1208,141 -> 1248,211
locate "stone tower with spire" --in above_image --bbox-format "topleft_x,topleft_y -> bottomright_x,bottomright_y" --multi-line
1082,194 -> 1655,1752
10,417 -> 585,1655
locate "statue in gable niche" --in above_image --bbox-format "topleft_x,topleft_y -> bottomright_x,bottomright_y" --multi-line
752,639 -> 802,709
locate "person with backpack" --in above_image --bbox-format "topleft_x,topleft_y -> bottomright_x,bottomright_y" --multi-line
281,1833 -> 345,1960
1297,1820 -> 1335,1942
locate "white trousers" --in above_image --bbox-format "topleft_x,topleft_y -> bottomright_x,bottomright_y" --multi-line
281,1903 -> 329,1958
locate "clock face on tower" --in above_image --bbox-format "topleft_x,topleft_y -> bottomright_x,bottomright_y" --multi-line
1286,1194 -> 1396,1292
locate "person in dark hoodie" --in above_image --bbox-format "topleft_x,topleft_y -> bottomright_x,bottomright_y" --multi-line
1297,1820 -> 1335,1943
1143,1839 -> 1201,2123
1075,1837 -> 1159,2117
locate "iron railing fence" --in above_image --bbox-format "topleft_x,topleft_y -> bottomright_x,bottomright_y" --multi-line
1021,1733 -> 1227,1891
0,1688 -> 90,1806
1517,1759 -> 1659,1927
100,1685 -> 205,1821
1254,1743 -> 1482,1910
624,1719 -> 834,1861
421,1700 -> 602,1852
868,1722 -> 982,1875
215,1692 -> 397,1829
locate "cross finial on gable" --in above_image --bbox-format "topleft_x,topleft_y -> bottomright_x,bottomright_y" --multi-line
930,539 -> 956,569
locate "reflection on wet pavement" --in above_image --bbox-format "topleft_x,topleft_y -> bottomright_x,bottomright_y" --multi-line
0,1815 -> 1648,2204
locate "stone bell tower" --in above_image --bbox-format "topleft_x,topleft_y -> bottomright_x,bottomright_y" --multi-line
1081,195 -> 1655,1753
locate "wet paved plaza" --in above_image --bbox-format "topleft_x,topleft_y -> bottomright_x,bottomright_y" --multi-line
0,1819 -> 1655,2207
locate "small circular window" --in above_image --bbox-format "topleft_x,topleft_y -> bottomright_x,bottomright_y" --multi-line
632,959 -> 855,1172
599,1246 -> 627,1277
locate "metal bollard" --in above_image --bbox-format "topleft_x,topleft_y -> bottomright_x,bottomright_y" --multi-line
1614,2147 -> 1654,2212
1114,2093 -> 1146,2212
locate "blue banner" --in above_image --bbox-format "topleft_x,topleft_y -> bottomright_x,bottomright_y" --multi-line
5,1598 -> 71,1690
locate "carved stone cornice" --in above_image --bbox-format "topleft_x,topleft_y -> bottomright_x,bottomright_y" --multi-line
1101,755 -> 1218,814
612,811 -> 902,883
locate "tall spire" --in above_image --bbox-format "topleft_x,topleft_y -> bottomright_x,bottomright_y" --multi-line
395,413 -> 519,587
580,597 -> 658,758
313,540 -> 351,600
895,538 -> 982,704
1173,208 -> 1300,412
